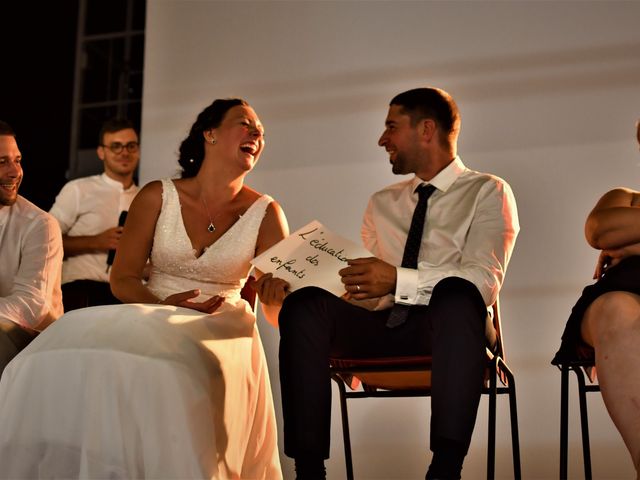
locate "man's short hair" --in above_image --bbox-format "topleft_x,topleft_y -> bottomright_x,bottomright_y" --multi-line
0,120 -> 16,137
390,88 -> 461,143
98,118 -> 137,145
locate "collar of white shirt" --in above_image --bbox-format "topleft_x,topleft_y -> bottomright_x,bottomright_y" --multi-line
100,172 -> 136,192
0,204 -> 9,226
410,155 -> 466,194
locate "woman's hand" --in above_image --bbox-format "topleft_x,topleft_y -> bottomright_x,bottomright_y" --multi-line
593,250 -> 611,279
594,242 -> 640,279
159,289 -> 225,314
252,273 -> 289,306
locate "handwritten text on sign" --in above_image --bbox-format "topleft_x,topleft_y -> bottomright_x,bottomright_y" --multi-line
250,220 -> 372,297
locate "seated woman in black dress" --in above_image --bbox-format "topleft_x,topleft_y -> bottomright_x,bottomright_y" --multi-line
553,120 -> 640,475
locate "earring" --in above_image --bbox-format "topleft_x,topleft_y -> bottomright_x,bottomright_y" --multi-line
188,158 -> 195,164
209,137 -> 216,145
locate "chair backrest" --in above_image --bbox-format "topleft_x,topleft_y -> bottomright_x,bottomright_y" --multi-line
489,298 -> 509,386
490,297 -> 505,362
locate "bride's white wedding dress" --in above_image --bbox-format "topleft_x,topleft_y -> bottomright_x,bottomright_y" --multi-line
0,179 -> 282,479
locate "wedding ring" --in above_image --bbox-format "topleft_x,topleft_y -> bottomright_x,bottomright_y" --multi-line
356,285 -> 361,292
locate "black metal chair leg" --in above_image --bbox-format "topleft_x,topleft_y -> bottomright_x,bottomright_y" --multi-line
560,365 -> 569,479
500,360 -> 521,480
575,368 -> 593,480
487,360 -> 497,480
335,377 -> 354,480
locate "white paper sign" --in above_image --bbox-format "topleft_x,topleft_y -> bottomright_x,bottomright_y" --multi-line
250,220 -> 373,297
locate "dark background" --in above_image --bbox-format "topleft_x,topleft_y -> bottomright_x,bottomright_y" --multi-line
4,2 -> 79,211
4,1 -> 146,211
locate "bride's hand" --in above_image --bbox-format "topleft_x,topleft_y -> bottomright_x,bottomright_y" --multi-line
252,273 -> 289,306
160,289 -> 225,314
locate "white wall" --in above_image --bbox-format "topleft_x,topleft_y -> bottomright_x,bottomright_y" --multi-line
141,1 -> 640,478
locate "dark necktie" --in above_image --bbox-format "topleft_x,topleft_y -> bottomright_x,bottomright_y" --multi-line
386,183 -> 437,328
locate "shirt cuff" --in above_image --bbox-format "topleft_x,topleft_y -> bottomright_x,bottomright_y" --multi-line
394,267 -> 419,305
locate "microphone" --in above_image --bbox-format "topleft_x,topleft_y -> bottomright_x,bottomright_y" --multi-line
106,211 -> 128,272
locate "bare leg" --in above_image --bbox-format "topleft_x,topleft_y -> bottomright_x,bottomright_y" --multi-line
581,291 -> 640,476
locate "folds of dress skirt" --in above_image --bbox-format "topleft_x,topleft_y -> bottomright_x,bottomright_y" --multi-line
0,302 -> 282,479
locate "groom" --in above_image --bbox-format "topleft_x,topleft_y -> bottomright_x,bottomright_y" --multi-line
277,87 -> 519,479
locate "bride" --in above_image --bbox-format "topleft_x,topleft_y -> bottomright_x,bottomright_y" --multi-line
0,98 -> 290,479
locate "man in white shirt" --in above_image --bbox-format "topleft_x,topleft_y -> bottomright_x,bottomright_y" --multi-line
278,88 -> 519,479
0,121 -> 63,374
50,118 -> 140,311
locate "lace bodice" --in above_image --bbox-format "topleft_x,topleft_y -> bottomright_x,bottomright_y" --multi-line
146,178 -> 272,302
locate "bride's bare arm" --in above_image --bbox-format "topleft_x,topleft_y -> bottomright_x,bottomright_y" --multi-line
254,201 -> 290,327
110,181 -> 163,303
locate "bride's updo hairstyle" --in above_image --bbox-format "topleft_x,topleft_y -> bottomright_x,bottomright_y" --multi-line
178,98 -> 249,178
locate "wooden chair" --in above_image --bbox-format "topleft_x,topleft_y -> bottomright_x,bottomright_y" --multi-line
555,357 -> 600,480
329,298 -> 521,480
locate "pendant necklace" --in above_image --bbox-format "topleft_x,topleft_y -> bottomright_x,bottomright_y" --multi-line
200,194 -> 219,233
